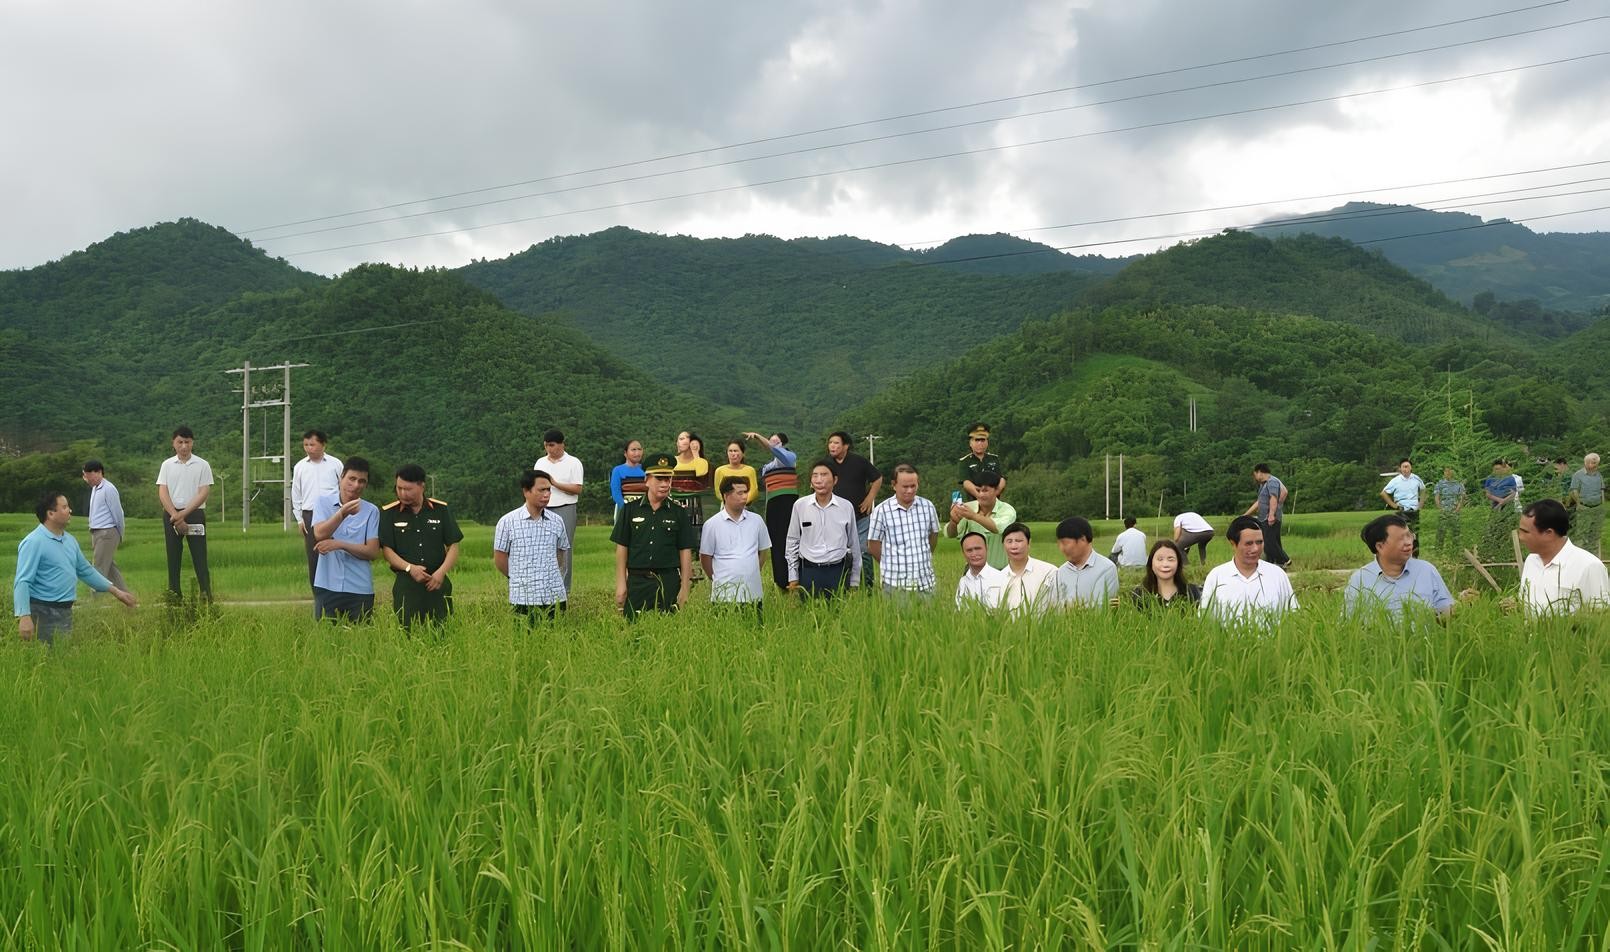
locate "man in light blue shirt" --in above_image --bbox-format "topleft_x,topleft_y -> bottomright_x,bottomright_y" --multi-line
1380,457 -> 1427,556
1051,517 -> 1119,608
311,457 -> 381,622
81,459 -> 127,591
1343,513 -> 1455,619
14,490 -> 137,644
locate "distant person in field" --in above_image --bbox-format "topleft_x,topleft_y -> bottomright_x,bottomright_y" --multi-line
494,469 -> 572,620
1128,540 -> 1201,611
1342,513 -> 1454,619
155,426 -> 214,599
1200,515 -> 1298,626
1569,452 -> 1604,557
1432,466 -> 1467,558
311,457 -> 380,623
785,460 -> 861,599
535,429 -> 583,593
999,522 -> 1057,617
80,459 -> 126,593
613,452 -> 696,621
14,490 -> 137,645
1109,516 -> 1147,568
825,431 -> 882,585
1546,457 -> 1572,501
1171,510 -> 1215,566
1052,517 -> 1119,609
609,439 -> 646,525
1380,458 -> 1427,557
1516,498 -> 1610,616
290,429 -> 342,591
745,431 -> 798,592
671,430 -> 711,527
958,422 -> 1005,500
378,464 -> 463,629
700,476 -> 771,618
1479,458 -> 1520,560
712,439 -> 759,506
867,463 -> 940,599
955,531 -> 1004,609
1242,464 -> 1290,568
946,471 -> 1014,570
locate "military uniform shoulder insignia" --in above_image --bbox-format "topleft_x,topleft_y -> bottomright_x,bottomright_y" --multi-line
428,498 -> 448,507
381,500 -> 402,511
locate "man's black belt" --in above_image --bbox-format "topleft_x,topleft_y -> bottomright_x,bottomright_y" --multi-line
29,598 -> 73,609
800,556 -> 850,568
628,567 -> 677,577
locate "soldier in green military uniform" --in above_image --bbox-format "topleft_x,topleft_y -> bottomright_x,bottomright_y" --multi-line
378,463 -> 463,628
958,422 -> 1005,501
613,452 -> 696,621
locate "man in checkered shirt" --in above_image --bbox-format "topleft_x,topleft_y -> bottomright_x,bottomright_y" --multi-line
867,463 -> 940,598
493,469 -> 572,620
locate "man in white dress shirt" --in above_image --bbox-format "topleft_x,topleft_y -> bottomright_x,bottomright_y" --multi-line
1108,517 -> 1148,569
999,522 -> 1057,617
536,428 -> 584,593
1517,498 -> 1610,617
700,476 -> 772,618
290,429 -> 343,590
155,426 -> 214,599
785,461 -> 861,598
955,531 -> 1004,609
1200,515 -> 1299,626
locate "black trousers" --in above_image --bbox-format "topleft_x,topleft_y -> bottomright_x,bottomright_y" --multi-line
1176,529 -> 1214,565
515,602 -> 566,622
1259,518 -> 1290,566
798,557 -> 851,599
164,509 -> 212,597
765,495 -> 795,591
625,568 -> 680,621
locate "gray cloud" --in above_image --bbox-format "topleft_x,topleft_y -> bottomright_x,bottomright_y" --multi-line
4,0 -> 1607,274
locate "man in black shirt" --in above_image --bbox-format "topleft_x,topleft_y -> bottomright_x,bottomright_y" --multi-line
825,430 -> 882,586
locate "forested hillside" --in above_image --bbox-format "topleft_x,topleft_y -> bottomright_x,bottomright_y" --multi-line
458,227 -> 1108,427
1258,202 -> 1610,313
0,224 -> 738,519
841,231 -> 1604,519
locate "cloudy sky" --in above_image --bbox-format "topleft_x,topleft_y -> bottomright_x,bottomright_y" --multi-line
5,0 -> 1609,275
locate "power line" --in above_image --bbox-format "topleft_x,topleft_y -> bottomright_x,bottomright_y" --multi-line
897,158 -> 1610,248
274,49 -> 1610,258
251,14 -> 1609,245
238,0 -> 1576,236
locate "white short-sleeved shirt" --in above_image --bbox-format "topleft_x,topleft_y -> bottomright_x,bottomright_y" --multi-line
535,452 -> 584,507
1173,512 -> 1213,534
1200,560 -> 1299,626
699,508 -> 771,603
1520,540 -> 1610,616
955,565 -> 1005,609
1000,557 -> 1058,616
156,454 -> 214,509
1110,527 -> 1148,567
1382,473 -> 1426,510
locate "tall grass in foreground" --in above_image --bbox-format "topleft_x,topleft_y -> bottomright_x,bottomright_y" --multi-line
0,597 -> 1608,947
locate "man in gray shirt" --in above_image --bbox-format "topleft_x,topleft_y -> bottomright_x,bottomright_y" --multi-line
1569,452 -> 1605,557
1243,463 -> 1290,567
1051,517 -> 1119,608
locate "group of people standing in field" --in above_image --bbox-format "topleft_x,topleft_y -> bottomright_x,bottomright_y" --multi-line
13,425 -> 1610,644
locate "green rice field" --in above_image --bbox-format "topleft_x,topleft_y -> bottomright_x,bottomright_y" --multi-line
2,510 -> 1607,946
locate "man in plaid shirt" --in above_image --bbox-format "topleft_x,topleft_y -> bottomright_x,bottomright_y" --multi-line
867,463 -> 940,598
493,469 -> 572,620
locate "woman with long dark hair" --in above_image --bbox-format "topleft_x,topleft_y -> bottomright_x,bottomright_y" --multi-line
1129,539 -> 1202,609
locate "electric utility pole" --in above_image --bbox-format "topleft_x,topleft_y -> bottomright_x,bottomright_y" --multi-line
224,360 -> 309,532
